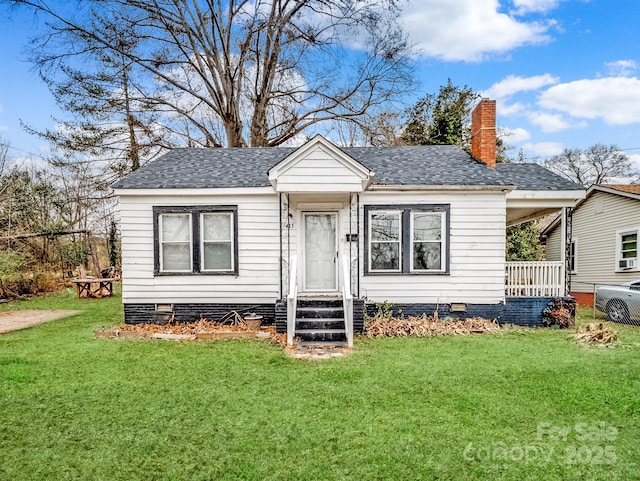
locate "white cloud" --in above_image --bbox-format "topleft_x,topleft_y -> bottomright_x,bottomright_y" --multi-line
538,77 -> 640,124
501,126 -> 531,143
0,104 -> 7,132
483,74 -> 559,120
511,0 -> 560,14
483,74 -> 559,100
521,141 -> 564,157
629,153 -> 640,170
604,60 -> 638,77
526,111 -> 572,132
402,0 -> 552,62
7,155 -> 49,172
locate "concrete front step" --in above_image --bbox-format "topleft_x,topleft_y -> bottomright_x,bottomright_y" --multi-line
296,306 -> 344,319
295,328 -> 346,342
294,299 -> 347,344
297,340 -> 348,348
297,298 -> 343,308
295,319 -> 345,330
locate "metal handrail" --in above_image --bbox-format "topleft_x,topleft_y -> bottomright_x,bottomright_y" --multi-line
341,255 -> 353,348
286,255 -> 297,347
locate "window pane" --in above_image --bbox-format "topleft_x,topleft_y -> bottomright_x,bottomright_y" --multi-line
203,213 -> 231,241
203,243 -> 232,270
161,214 -> 190,242
413,242 -> 441,270
371,242 -> 400,270
162,243 -> 191,271
413,213 -> 441,241
622,233 -> 638,258
371,213 -> 400,241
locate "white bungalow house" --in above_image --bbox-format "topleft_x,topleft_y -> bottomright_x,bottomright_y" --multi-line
113,100 -> 585,346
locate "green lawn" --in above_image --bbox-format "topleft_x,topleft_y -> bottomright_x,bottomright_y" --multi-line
1,289 -> 639,480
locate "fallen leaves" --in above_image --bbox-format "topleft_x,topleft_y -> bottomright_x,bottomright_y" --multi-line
365,314 -> 501,337
116,317 -> 251,335
574,322 -> 618,347
95,317 -> 284,344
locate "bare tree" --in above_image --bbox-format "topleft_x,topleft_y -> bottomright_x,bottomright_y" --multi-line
0,139 -> 8,187
359,111 -> 405,146
11,0 -> 413,150
543,144 -> 639,187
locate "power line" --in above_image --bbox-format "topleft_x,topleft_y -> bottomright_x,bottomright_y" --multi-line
3,144 -> 47,160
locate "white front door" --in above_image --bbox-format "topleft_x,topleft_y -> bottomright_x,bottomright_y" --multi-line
303,212 -> 338,291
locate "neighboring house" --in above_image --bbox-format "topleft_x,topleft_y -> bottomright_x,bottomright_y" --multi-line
543,184 -> 640,305
113,100 -> 585,345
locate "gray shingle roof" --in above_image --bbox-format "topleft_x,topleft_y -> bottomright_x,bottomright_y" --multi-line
495,163 -> 584,191
112,145 -> 583,191
112,148 -> 295,189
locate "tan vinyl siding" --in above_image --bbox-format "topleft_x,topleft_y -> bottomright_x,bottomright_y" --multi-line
359,190 -> 506,304
547,191 -> 640,290
545,224 -> 562,262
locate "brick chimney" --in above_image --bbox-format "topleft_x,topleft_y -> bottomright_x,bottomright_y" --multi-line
471,99 -> 496,168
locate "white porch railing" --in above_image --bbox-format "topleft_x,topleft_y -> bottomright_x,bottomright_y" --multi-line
286,255 -> 297,347
505,261 -> 564,297
341,255 -> 354,348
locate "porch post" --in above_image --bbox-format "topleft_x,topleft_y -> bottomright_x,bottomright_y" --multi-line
565,207 -> 573,296
560,207 -> 573,297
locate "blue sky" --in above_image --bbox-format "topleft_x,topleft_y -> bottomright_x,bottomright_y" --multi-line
1,0 -> 640,169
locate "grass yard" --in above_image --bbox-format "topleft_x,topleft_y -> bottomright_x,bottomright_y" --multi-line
1,289 -> 640,480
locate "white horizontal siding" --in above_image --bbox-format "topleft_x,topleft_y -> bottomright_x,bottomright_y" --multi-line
120,187 -> 510,306
359,191 -> 506,304
120,192 -> 281,304
549,191 -> 640,290
276,146 -> 366,193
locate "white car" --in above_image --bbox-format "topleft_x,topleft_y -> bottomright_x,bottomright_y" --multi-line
595,280 -> 640,323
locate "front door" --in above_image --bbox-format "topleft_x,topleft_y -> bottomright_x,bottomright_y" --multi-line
303,212 -> 338,291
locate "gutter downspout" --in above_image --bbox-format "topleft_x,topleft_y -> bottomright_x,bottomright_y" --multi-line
287,193 -> 291,294
356,193 -> 360,299
279,192 -> 283,299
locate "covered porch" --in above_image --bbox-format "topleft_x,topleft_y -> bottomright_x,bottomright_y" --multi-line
504,183 -> 583,300
268,136 -> 371,347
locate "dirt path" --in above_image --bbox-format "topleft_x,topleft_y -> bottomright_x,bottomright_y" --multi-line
0,310 -> 82,334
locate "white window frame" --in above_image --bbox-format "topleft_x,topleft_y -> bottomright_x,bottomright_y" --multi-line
368,210 -> 402,273
159,213 -> 193,273
200,212 -> 235,273
615,227 -> 639,272
410,211 -> 446,273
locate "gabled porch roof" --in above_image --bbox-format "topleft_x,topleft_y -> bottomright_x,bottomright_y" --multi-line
267,135 -> 373,193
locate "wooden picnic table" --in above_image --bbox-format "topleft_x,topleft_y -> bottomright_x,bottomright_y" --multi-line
71,278 -> 120,299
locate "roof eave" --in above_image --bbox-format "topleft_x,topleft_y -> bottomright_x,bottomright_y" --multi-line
366,184 -> 515,192
113,186 -> 276,196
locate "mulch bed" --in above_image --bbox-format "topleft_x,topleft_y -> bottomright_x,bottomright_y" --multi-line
96,319 -> 287,346
365,314 -> 502,337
